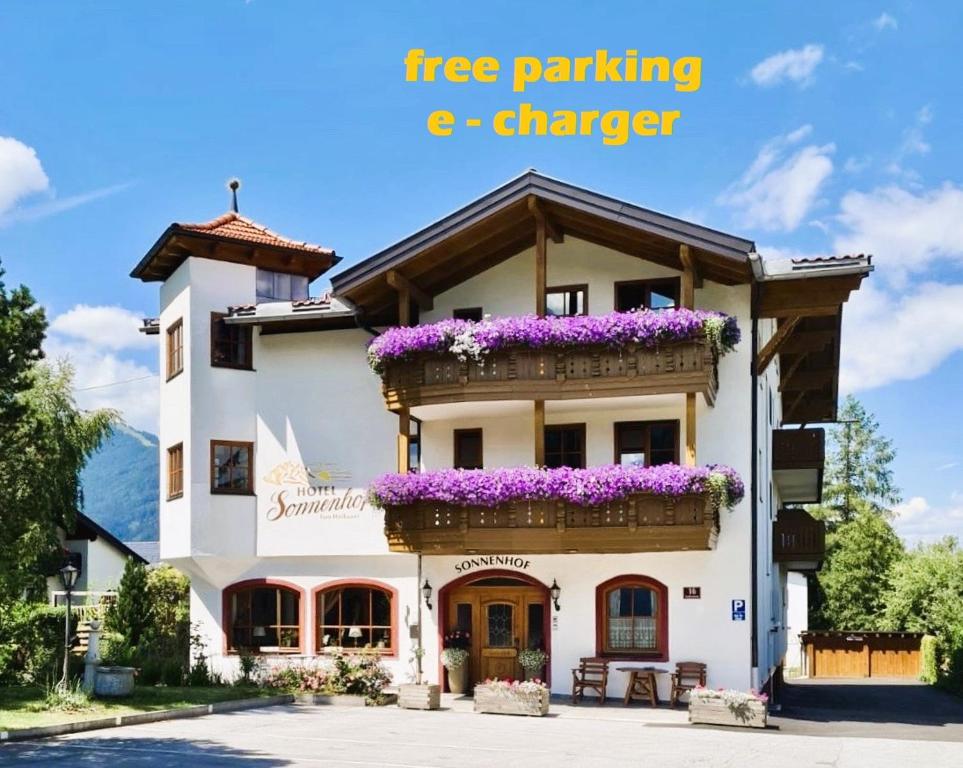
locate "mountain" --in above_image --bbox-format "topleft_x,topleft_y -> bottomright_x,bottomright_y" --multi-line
80,423 -> 159,541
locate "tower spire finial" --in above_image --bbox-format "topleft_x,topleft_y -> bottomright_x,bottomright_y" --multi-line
227,177 -> 241,213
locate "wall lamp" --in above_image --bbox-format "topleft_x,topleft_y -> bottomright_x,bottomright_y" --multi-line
422,579 -> 433,610
549,579 -> 561,612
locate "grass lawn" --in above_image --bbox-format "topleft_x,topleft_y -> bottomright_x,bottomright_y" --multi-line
0,685 -> 277,731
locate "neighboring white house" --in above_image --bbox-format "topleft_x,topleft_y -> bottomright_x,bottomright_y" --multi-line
133,171 -> 866,697
47,512 -> 148,607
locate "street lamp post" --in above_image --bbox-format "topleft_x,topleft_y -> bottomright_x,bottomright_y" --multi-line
58,563 -> 79,688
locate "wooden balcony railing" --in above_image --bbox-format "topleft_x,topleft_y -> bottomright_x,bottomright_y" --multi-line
773,508 -> 826,570
383,492 -> 720,555
379,340 -> 718,411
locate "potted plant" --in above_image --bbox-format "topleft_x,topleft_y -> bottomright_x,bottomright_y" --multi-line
518,648 -> 548,681
94,632 -> 137,698
398,646 -> 441,710
441,630 -> 471,694
688,687 -> 768,728
474,678 -> 550,716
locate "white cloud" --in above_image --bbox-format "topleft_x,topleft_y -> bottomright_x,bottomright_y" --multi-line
45,305 -> 159,433
49,305 -> 155,351
873,12 -> 898,31
893,495 -> 963,545
840,282 -> 963,391
0,182 -> 133,227
834,183 -> 963,284
719,126 -> 834,231
0,136 -> 49,215
750,44 -> 824,87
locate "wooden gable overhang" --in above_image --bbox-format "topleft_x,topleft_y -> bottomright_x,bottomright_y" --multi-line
753,255 -> 872,424
131,216 -> 340,283
330,170 -> 756,324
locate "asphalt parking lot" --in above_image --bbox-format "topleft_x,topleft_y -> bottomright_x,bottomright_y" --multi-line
2,692 -> 962,768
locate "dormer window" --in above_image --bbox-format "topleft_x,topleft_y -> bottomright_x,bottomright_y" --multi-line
256,269 -> 309,304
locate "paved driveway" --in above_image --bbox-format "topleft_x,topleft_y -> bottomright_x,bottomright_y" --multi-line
2,697 -> 962,768
771,678 -> 963,741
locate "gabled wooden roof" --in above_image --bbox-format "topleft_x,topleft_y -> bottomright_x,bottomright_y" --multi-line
131,212 -> 339,282
330,170 -> 757,322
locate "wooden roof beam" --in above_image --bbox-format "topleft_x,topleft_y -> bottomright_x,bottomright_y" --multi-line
679,244 -> 703,289
780,330 -> 835,355
387,270 -> 434,311
527,196 -> 563,243
756,317 -> 801,376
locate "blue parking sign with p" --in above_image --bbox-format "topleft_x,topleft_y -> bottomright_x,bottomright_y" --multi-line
731,599 -> 746,621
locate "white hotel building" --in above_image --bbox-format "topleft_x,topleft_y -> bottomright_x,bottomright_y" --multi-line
133,172 -> 869,699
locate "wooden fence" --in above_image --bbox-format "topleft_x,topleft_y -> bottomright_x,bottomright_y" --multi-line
801,631 -> 923,679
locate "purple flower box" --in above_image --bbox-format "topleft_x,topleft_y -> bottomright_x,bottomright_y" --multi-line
370,464 -> 744,510
367,309 -> 740,374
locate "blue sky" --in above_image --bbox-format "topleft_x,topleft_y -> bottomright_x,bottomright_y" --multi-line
1,1 -> 960,542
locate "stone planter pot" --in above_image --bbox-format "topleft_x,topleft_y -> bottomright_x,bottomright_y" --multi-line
94,666 -> 136,697
473,684 -> 550,716
688,697 -> 767,728
398,683 -> 441,710
446,661 -> 469,695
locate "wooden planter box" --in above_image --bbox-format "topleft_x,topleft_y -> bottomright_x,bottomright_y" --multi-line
473,684 -> 550,717
397,684 -> 441,710
689,697 -> 767,728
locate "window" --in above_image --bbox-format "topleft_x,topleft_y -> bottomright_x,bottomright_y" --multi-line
544,424 -> 586,469
453,307 -> 483,322
167,443 -> 184,499
408,416 -> 422,473
454,428 -> 483,469
166,318 -> 183,380
596,576 -> 668,659
211,440 -> 253,494
225,581 -> 302,653
615,278 -> 680,312
614,421 -> 679,467
316,583 -> 395,653
211,312 -> 253,369
545,284 -> 587,316
256,269 -> 309,304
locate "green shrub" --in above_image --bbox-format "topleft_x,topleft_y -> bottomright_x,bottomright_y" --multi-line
162,659 -> 184,687
920,635 -> 939,684
0,602 -> 67,684
262,652 -> 392,703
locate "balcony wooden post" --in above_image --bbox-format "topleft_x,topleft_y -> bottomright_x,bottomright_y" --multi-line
681,244 -> 698,465
534,400 -> 545,466
535,211 -> 547,317
396,285 -> 412,473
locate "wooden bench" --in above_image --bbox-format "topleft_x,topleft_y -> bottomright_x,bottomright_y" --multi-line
571,657 -> 609,705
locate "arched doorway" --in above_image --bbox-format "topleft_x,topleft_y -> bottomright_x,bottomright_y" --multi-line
438,569 -> 551,691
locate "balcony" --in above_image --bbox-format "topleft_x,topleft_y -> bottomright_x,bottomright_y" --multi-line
380,341 -> 718,411
773,428 -> 825,504
372,464 -> 744,556
367,310 -> 739,412
773,508 -> 826,571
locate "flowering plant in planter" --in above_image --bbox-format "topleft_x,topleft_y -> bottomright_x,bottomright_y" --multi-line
366,308 -> 740,374
440,647 -> 469,670
518,649 -> 549,674
443,630 -> 471,650
370,463 -> 744,510
689,686 -> 769,727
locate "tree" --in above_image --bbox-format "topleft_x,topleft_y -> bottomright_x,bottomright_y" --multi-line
881,538 -> 963,688
811,395 -> 901,525
812,509 -> 904,630
0,360 -> 114,605
108,558 -> 152,647
0,264 -> 46,435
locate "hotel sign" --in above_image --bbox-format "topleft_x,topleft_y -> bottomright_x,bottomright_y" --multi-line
454,555 -> 532,574
256,459 -> 389,556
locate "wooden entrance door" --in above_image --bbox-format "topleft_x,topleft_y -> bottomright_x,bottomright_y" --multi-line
446,581 -> 547,689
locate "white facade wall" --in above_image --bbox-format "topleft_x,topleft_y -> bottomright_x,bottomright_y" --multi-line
156,234 -> 783,693
785,571 -> 809,675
